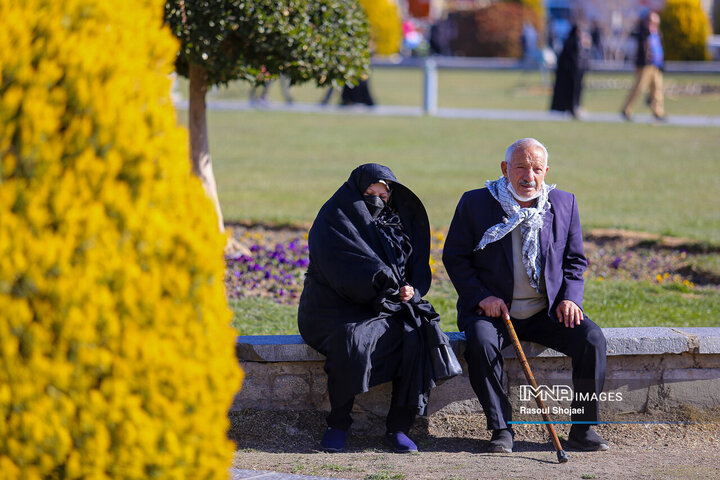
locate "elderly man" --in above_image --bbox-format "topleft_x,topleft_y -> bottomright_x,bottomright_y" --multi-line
443,138 -> 608,453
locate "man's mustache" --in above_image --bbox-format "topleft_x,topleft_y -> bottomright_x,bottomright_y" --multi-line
519,180 -> 537,187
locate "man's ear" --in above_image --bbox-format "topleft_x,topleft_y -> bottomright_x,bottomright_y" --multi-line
501,161 -> 508,177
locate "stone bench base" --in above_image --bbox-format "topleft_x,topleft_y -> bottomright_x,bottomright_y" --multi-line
233,328 -> 720,432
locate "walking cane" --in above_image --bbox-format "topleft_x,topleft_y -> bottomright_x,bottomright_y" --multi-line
502,314 -> 569,464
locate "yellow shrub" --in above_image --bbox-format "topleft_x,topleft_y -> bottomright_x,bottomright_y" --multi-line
512,0 -> 545,27
661,0 -> 711,61
359,0 -> 402,55
0,0 -> 243,478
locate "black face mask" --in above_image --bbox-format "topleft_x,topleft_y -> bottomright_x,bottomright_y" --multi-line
363,194 -> 386,219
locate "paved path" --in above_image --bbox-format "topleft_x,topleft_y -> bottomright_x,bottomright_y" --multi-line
174,99 -> 720,127
231,469 -> 347,480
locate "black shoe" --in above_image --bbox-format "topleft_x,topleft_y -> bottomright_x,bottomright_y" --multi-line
653,113 -> 667,122
621,110 -> 632,122
567,425 -> 609,451
488,428 -> 514,453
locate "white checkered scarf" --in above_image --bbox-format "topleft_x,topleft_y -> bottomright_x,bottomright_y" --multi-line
474,176 -> 555,290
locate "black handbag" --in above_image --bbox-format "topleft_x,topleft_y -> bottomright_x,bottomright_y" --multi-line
423,320 -> 462,380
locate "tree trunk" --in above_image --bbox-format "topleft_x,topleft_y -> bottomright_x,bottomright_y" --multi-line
189,62 -> 225,233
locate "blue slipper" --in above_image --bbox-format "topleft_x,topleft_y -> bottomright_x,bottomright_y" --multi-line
320,427 -> 347,452
385,432 -> 418,454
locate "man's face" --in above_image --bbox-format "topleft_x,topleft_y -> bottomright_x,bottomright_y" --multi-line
501,146 -> 549,203
649,13 -> 660,33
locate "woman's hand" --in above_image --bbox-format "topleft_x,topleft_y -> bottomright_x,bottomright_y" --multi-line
399,285 -> 415,302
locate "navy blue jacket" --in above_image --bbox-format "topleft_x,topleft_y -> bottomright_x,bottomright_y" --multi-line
442,187 -> 587,332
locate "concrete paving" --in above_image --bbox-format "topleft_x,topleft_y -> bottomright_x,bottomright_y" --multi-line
174,99 -> 720,128
230,469 -> 347,480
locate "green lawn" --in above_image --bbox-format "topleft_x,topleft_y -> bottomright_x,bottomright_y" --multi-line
583,279 -> 720,327
231,278 -> 720,335
198,110 -> 720,244
179,67 -> 720,116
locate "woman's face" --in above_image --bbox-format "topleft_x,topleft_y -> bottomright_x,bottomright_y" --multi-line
364,183 -> 389,203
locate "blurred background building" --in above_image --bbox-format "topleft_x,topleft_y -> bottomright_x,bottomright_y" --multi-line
397,0 -> 719,60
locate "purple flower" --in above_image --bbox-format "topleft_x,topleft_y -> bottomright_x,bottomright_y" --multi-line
223,231 -> 314,305
610,257 -> 622,269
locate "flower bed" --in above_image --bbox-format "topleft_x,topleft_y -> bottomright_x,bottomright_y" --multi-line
225,224 -> 718,306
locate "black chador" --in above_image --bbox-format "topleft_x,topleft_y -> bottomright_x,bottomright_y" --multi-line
298,163 -> 446,433
550,25 -> 590,117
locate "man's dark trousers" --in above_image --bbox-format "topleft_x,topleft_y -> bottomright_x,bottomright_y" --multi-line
464,311 -> 606,430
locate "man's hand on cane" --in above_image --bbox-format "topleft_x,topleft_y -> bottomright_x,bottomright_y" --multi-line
477,296 -> 510,320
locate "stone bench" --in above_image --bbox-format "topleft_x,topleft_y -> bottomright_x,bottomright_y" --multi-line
232,328 -> 720,431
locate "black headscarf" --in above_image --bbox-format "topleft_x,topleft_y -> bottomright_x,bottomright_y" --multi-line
303,163 -> 431,306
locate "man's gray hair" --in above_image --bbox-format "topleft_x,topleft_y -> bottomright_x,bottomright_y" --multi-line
504,138 -> 549,167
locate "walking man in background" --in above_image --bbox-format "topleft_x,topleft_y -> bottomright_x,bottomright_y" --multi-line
621,11 -> 666,121
443,138 -> 609,454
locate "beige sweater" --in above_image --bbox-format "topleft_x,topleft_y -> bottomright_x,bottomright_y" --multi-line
509,228 -> 548,319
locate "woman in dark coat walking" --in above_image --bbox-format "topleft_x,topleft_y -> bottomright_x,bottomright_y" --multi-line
298,164 -> 450,454
550,25 -> 591,118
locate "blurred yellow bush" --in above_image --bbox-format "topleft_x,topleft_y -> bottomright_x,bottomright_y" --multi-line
661,0 -> 711,61
0,0 -> 242,478
360,0 -> 402,55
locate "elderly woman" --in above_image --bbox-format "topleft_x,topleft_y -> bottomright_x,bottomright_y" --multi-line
298,163 -> 452,454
